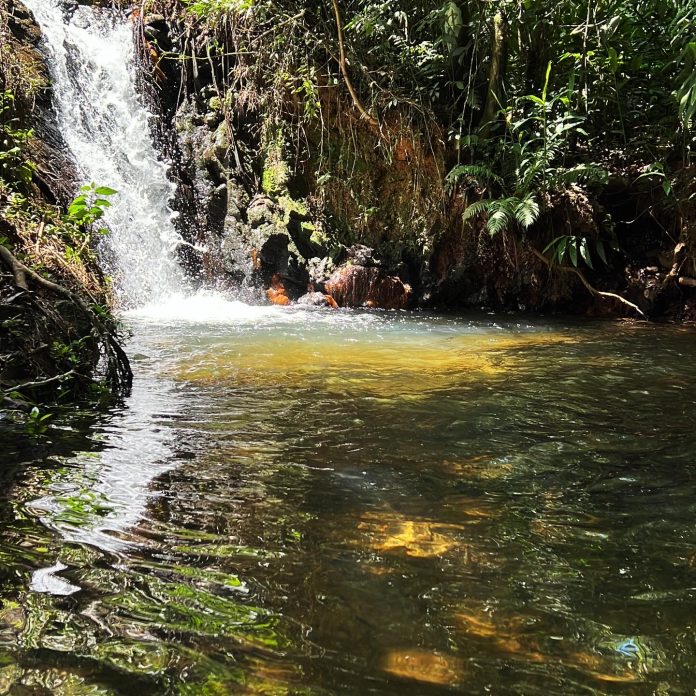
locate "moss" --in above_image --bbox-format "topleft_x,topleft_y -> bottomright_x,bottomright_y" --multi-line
307,224 -> 329,248
261,122 -> 291,196
278,195 -> 309,223
262,154 -> 289,196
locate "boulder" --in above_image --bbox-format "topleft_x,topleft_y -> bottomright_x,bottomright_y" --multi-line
266,274 -> 291,306
324,265 -> 411,309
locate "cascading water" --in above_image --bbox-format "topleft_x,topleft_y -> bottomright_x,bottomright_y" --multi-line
23,0 -> 189,308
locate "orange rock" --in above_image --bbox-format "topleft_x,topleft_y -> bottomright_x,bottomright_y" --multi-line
267,289 -> 291,305
324,265 -> 410,309
267,273 -> 291,306
382,649 -> 463,686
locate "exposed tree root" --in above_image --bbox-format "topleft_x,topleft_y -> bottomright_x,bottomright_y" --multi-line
0,243 -> 132,395
528,246 -> 646,318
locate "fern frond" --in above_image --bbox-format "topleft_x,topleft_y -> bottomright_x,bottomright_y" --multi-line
555,164 -> 608,185
447,164 -> 503,185
514,195 -> 540,228
462,199 -> 493,220
487,208 -> 513,236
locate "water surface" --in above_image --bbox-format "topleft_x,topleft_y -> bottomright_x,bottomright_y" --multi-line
1,307 -> 695,694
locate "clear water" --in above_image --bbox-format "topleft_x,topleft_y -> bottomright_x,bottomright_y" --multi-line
10,3 -> 696,694
1,309 -> 696,694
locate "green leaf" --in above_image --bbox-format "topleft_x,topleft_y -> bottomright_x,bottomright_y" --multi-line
543,235 -> 565,254
94,186 -> 118,196
514,196 -> 539,228
579,238 -> 593,269
487,209 -> 511,236
595,239 -> 607,264
462,199 -> 492,220
557,236 -> 569,264
568,240 -> 578,267
448,164 -> 503,185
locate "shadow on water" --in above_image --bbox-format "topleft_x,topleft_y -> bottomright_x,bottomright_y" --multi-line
1,310 -> 696,694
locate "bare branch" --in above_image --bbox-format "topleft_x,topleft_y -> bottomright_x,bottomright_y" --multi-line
331,0 -> 378,128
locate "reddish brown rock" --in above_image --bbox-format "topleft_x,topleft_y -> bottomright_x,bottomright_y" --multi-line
266,274 -> 291,306
324,265 -> 410,309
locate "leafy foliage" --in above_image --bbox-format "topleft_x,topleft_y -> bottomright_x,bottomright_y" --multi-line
60,183 -> 117,262
0,90 -> 35,187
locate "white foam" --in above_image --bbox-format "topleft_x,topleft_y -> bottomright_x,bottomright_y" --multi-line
124,291 -> 286,324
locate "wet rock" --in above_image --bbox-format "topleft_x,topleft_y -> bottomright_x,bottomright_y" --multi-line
247,195 -> 276,228
297,291 -> 338,308
226,181 -> 248,220
266,274 -> 291,306
220,219 -> 253,282
143,13 -> 166,29
325,265 -> 411,309
307,256 -> 335,287
208,183 -> 228,225
256,230 -> 290,273
347,244 -> 378,267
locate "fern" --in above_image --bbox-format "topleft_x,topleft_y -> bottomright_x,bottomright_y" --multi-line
447,164 -> 503,186
514,195 -> 540,228
462,199 -> 493,221
487,208 -> 512,236
555,164 -> 608,185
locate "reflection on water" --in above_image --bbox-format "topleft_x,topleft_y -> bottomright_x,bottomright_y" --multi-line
0,308 -> 695,694
26,371 -> 182,555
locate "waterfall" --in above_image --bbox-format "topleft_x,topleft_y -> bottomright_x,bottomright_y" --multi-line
23,0 -> 189,308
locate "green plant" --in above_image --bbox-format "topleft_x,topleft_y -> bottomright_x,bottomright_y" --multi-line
0,90 -> 35,187
183,0 -> 253,19
543,234 -> 613,270
454,63 -> 607,238
26,406 -> 51,436
60,183 -> 117,261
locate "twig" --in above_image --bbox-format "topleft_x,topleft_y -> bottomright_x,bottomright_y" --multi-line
528,245 -> 646,318
6,370 -> 77,394
0,244 -> 132,391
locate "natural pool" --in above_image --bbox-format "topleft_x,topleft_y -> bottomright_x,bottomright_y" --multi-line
1,305 -> 696,694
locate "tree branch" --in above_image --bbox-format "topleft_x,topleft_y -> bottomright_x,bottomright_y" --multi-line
7,370 -> 77,394
0,243 -> 132,391
331,0 -> 378,128
528,245 -> 646,318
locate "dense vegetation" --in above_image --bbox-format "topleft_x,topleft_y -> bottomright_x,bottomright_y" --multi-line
0,0 -> 131,406
136,0 -> 696,316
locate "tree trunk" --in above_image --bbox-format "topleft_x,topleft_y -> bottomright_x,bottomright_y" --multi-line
479,11 -> 508,136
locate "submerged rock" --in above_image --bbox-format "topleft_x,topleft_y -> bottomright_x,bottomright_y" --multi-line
324,265 -> 411,309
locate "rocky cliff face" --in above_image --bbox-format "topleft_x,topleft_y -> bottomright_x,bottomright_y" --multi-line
82,4 -> 694,320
